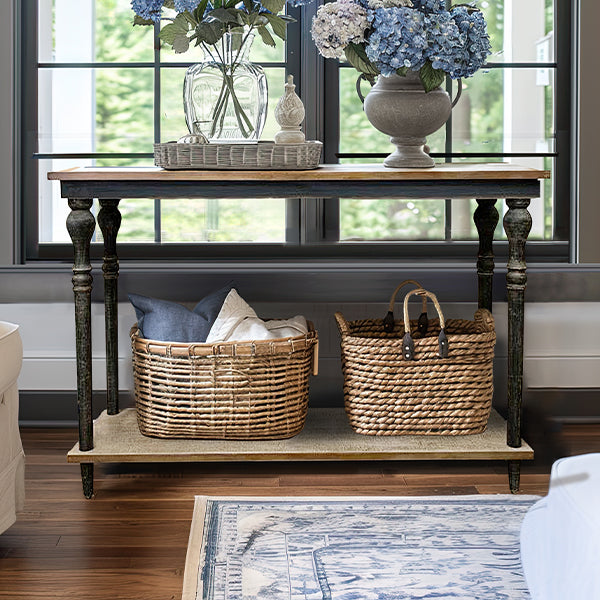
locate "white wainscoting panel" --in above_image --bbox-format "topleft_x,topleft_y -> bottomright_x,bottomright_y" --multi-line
0,301 -> 599,392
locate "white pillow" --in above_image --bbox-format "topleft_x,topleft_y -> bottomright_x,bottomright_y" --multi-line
206,289 -> 308,344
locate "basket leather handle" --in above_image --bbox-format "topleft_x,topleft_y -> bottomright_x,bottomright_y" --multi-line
383,279 -> 428,334
402,289 -> 449,360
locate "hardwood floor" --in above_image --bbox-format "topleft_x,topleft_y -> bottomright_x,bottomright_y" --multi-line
1,425 -> 599,599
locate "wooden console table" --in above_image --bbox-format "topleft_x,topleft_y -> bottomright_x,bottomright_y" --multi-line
48,163 -> 549,498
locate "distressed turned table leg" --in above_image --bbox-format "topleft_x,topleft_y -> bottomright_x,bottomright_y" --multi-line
474,199 -> 499,312
98,200 -> 122,415
66,198 -> 96,499
503,198 -> 532,493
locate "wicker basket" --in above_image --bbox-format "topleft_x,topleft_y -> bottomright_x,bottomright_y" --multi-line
154,140 -> 322,170
131,324 -> 318,440
335,282 -> 496,436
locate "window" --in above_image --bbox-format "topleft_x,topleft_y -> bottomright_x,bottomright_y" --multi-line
22,0 -> 572,261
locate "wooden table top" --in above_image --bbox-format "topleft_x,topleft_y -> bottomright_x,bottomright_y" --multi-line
48,163 -> 551,183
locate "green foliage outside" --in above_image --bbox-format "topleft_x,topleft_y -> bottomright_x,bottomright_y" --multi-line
81,0 -> 553,244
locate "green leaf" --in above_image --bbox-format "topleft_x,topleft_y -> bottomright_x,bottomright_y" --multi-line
419,61 -> 446,93
196,20 -> 224,45
227,8 -> 247,25
395,66 -> 408,77
133,15 -> 154,26
242,0 -> 254,12
164,0 -> 176,9
208,7 -> 240,23
159,23 -> 180,44
257,25 -> 276,47
173,33 -> 191,53
248,12 -> 268,26
159,13 -> 190,45
193,0 -> 209,21
260,0 -> 286,14
263,13 -> 288,41
343,43 -> 378,77
452,3 -> 480,14
181,10 -> 198,26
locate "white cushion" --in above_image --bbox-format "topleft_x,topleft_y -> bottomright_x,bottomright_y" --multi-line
521,453 -> 600,599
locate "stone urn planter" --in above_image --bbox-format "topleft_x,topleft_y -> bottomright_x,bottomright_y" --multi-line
0,322 -> 24,534
361,71 -> 461,168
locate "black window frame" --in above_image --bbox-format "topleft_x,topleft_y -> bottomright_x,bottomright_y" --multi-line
20,0 -> 573,263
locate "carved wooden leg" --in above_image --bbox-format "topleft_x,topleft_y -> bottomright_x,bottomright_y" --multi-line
98,200 -> 122,416
81,463 -> 94,499
503,198 -> 532,493
474,199 -> 499,312
66,198 -> 96,499
508,460 -> 520,494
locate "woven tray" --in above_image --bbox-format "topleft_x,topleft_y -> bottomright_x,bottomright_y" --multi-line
335,281 -> 496,436
154,140 -> 323,170
131,323 -> 319,440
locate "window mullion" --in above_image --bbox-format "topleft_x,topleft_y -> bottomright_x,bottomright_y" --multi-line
445,75 -> 453,242
154,22 -> 162,244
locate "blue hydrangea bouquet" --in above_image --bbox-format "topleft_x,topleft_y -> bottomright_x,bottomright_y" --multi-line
131,0 -> 300,52
311,0 -> 491,92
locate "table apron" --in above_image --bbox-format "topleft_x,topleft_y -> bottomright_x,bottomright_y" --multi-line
60,179 -> 541,200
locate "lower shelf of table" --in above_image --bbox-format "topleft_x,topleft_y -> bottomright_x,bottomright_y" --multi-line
67,407 -> 533,463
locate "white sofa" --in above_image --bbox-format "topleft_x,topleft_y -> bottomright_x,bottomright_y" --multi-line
0,322 -> 24,535
521,453 -> 600,599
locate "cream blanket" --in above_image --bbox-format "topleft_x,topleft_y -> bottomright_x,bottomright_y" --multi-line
206,289 -> 308,343
0,323 -> 25,535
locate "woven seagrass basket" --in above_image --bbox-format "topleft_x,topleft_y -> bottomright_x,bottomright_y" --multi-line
131,324 -> 318,440
335,281 -> 496,436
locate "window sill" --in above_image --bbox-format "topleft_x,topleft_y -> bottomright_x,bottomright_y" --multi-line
1,259 -> 599,304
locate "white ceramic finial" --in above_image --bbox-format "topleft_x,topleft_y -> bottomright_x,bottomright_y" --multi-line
274,74 -> 306,144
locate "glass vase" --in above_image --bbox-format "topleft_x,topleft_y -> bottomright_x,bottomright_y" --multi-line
183,30 -> 268,141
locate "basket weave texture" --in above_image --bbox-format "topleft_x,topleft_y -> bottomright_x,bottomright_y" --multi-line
335,284 -> 496,436
131,324 -> 318,440
154,141 -> 322,170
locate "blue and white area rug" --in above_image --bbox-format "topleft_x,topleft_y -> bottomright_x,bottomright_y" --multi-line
182,495 -> 539,600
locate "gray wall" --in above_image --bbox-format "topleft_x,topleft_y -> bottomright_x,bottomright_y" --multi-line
1,2 -> 600,425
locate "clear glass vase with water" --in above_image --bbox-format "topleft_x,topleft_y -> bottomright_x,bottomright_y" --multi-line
183,30 -> 268,141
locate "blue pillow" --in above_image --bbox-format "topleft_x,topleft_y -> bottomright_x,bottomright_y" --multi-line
129,284 -> 232,343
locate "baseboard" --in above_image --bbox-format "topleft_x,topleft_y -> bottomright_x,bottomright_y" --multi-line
18,390 -> 134,425
547,416 -> 600,424
523,388 -> 600,423
19,420 -> 78,428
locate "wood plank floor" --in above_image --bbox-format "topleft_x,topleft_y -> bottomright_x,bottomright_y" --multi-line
1,425 -> 599,600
